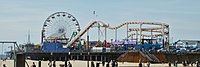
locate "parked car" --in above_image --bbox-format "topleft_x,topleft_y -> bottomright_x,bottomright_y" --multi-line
168,49 -> 176,52
176,48 -> 188,53
157,48 -> 167,52
191,48 -> 200,52
169,46 -> 176,52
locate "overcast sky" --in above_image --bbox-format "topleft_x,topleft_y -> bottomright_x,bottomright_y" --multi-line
0,0 -> 200,46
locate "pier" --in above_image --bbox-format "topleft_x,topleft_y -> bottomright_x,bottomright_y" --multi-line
16,51 -> 200,67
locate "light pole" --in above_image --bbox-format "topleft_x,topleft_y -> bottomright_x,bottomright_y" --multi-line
68,51 -> 71,60
87,31 -> 90,67
87,52 -> 90,67
50,52 -> 53,61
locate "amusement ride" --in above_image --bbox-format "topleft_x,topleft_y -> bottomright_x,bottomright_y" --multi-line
40,12 -> 170,52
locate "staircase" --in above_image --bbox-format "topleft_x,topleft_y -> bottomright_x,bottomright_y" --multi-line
139,50 -> 160,63
117,52 -> 129,60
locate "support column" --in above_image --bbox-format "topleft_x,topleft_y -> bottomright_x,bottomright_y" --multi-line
83,55 -> 85,60
41,31 -> 44,43
90,55 -> 92,61
38,60 -> 41,67
96,55 -> 98,61
87,30 -> 90,67
139,24 -> 142,41
87,31 -> 90,50
65,56 -> 67,67
151,30 -> 153,44
101,55 -> 103,61
104,57 -> 106,62
162,24 -> 165,48
136,30 -> 138,45
87,52 -> 90,67
127,24 -> 129,41
105,27 -> 107,47
14,43 -> 16,67
77,55 -> 79,60
71,55 -> 73,60
167,26 -> 170,48
16,53 -> 25,67
98,23 -> 101,46
115,29 -> 117,41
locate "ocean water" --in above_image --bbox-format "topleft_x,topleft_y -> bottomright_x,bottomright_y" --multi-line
0,55 -> 7,59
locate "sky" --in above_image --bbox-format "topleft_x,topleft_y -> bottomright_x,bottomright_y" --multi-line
0,0 -> 200,47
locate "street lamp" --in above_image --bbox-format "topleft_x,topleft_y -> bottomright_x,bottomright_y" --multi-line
50,52 -> 53,61
87,52 -> 90,67
68,51 -> 71,60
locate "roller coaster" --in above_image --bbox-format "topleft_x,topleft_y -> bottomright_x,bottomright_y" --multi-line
41,12 -> 170,52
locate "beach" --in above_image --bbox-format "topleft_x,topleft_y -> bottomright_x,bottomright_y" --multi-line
0,60 -> 197,67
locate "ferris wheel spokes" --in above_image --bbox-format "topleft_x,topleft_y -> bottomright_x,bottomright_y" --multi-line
41,12 -> 81,43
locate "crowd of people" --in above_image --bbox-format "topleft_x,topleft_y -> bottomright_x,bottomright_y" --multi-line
28,60 -> 118,67
46,60 -> 72,67
138,60 -> 200,67
29,60 -> 73,67
91,60 -> 118,67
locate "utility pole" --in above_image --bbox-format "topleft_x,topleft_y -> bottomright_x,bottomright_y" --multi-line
87,31 -> 90,67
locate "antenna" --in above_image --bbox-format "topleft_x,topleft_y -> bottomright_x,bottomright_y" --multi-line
27,30 -> 31,44
93,11 -> 97,20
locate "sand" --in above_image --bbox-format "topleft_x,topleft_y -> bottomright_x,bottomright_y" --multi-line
0,60 -> 197,67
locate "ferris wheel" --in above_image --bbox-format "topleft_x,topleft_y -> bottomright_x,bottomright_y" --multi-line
41,12 -> 81,43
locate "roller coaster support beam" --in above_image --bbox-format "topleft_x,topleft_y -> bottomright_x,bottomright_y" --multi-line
162,24 -> 165,48
115,29 -> 117,41
98,22 -> 100,46
167,26 -> 170,48
105,27 -> 107,47
126,24 -> 129,41
136,30 -> 138,45
139,24 -> 142,42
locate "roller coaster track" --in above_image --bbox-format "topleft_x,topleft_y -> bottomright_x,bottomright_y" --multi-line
67,20 -> 169,47
129,27 -> 163,31
66,21 -> 98,47
110,22 -> 168,29
127,33 -> 164,38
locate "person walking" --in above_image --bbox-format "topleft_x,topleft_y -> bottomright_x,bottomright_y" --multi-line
182,61 -> 186,67
191,62 -> 193,66
68,62 -> 72,67
48,61 -> 52,67
168,62 -> 171,67
31,62 -> 36,67
102,60 -> 105,67
139,59 -> 142,67
111,60 -> 115,67
3,64 -> 6,67
173,61 -> 176,66
196,61 -> 199,67
175,61 -> 178,67
53,60 -> 56,67
115,62 -> 118,67
91,61 -> 95,67
106,61 -> 110,67
147,61 -> 150,67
